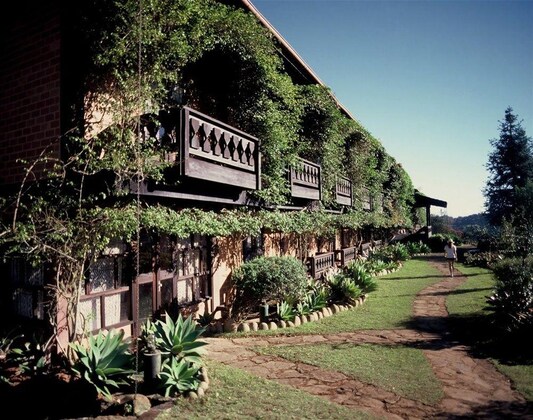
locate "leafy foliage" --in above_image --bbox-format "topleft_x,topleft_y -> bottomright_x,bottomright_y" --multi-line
69,329 -> 134,401
1,0 -> 418,354
158,357 -> 201,397
345,260 -> 378,294
488,256 -> 533,334
152,313 -> 207,366
277,301 -> 295,322
328,272 -> 363,305
231,256 -> 308,320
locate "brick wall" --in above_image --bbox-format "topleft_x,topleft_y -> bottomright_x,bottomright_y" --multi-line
0,1 -> 61,186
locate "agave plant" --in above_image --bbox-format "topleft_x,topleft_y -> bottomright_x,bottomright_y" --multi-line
153,313 -> 207,365
69,329 -> 134,401
329,273 -> 362,304
295,301 -> 311,316
158,357 -> 201,397
346,261 -> 378,294
277,300 -> 295,321
304,289 -> 328,312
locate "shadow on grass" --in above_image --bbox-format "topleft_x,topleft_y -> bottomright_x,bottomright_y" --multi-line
380,275 -> 443,280
419,287 -> 493,297
401,313 -> 533,365
436,399 -> 533,419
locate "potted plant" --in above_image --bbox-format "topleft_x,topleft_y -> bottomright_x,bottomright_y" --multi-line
139,322 -> 161,391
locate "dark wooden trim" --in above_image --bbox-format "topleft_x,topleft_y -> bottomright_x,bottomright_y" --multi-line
335,246 -> 357,267
307,252 -> 335,279
180,106 -> 260,190
335,176 -> 352,206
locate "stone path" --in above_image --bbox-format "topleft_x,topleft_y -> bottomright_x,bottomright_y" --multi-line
204,257 -> 532,419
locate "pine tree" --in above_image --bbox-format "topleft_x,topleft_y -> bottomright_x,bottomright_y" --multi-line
484,107 -> 533,226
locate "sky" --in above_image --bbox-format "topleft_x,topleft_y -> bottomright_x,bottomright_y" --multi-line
252,0 -> 533,218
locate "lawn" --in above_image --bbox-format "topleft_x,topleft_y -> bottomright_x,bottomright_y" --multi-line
158,360 -> 378,419
212,258 -> 446,410
452,263 -> 533,402
256,342 -> 444,406
188,256 -> 532,420
228,257 -> 444,336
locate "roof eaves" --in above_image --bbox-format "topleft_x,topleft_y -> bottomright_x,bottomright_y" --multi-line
240,0 -> 356,121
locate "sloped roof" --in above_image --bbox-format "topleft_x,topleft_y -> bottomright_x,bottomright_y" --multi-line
224,0 -> 356,121
414,191 -> 447,208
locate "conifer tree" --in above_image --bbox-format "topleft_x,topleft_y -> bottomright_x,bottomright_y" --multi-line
484,107 -> 533,226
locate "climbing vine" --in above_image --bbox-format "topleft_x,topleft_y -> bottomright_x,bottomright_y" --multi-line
1,0 -> 418,348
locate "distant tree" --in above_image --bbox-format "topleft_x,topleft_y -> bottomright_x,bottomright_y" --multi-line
484,107 -> 533,226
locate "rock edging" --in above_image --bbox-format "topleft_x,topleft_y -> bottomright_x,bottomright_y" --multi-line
206,264 -> 400,334
207,296 -> 367,334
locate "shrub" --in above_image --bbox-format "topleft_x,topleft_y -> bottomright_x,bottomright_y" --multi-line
389,243 -> 410,262
464,251 -> 502,268
69,329 -> 134,401
369,243 -> 409,263
158,357 -> 201,397
152,313 -> 207,366
426,234 -> 448,253
305,288 -> 328,312
277,301 -> 295,322
0,328 -> 24,384
488,256 -> 533,334
11,332 -> 50,376
328,272 -> 363,304
345,260 -> 378,294
231,256 -> 308,320
405,241 -> 430,256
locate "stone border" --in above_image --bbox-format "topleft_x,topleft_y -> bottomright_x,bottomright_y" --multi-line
205,296 -> 367,334
206,264 -> 400,334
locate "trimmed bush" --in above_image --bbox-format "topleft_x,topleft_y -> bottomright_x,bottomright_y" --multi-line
231,256 -> 308,320
488,256 -> 533,334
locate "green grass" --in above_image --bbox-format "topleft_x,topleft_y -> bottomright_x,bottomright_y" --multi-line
256,342 -> 444,406
227,258 -> 443,337
452,263 -> 533,402
491,361 -> 533,402
448,264 -> 494,319
157,360 -> 377,419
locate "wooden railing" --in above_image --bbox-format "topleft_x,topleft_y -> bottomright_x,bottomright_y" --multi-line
288,157 -> 321,200
307,252 -> 335,279
180,106 -> 260,190
360,242 -> 372,258
335,176 -> 352,206
360,187 -> 372,211
335,246 -> 357,267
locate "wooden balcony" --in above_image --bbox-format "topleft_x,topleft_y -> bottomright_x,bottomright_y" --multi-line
307,252 -> 335,279
361,187 -> 372,211
335,176 -> 352,206
335,246 -> 357,267
180,107 -> 260,190
289,158 -> 321,201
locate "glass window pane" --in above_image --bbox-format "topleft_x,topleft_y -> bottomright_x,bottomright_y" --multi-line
138,283 -> 153,320
159,235 -> 173,272
104,293 -> 122,326
160,278 -> 173,307
89,258 -> 114,293
139,232 -> 154,274
120,292 -> 131,322
78,298 -> 101,334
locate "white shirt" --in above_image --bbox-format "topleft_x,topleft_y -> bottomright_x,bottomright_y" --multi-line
444,244 -> 457,259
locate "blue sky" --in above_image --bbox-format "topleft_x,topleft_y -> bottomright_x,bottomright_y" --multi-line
252,0 -> 533,217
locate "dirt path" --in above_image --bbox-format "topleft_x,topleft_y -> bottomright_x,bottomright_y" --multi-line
204,257 -> 531,419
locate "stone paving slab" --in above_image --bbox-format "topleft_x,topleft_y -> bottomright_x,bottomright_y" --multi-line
204,257 -> 532,419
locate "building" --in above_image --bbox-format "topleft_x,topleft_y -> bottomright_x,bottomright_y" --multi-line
0,0 -> 423,349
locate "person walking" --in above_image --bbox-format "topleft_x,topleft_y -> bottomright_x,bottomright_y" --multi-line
444,239 -> 457,277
